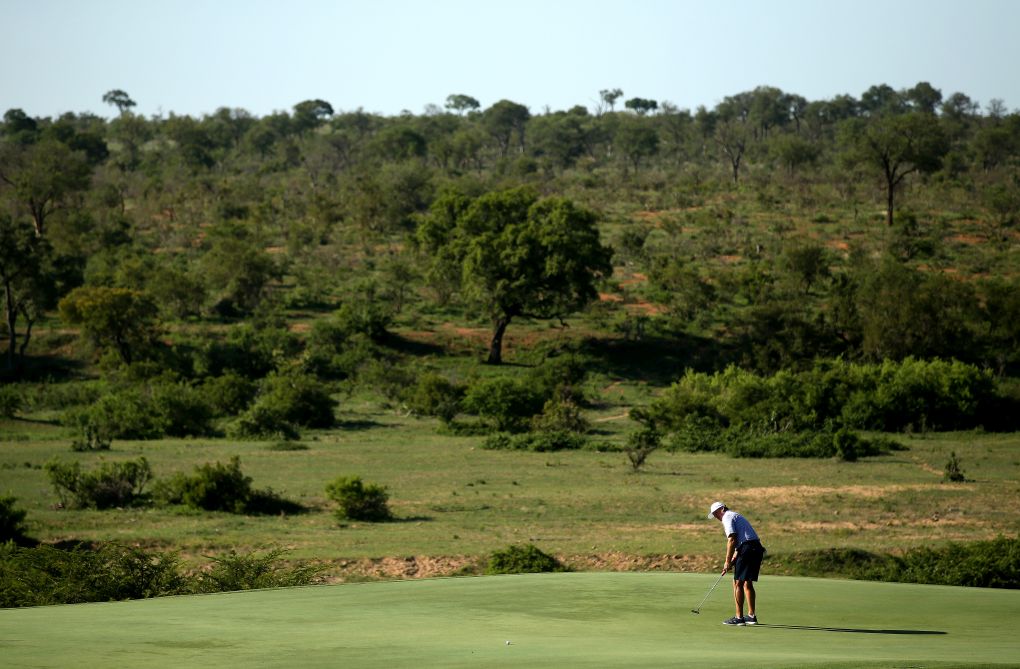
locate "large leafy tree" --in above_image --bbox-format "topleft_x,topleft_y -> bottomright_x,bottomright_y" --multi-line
839,113 -> 949,226
482,100 -> 530,157
0,138 -> 92,237
0,217 -> 56,373
417,188 -> 612,364
102,89 -> 136,115
58,286 -> 160,365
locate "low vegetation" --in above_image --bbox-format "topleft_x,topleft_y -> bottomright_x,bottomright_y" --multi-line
775,536 -> 1020,589
2,81 -> 1019,605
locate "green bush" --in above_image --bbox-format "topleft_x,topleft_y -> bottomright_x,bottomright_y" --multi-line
193,547 -> 325,593
25,381 -> 105,411
406,372 -> 465,423
155,456 -> 253,513
485,544 -> 567,574
644,358 -> 1011,445
0,495 -> 29,542
0,542 -> 190,607
63,380 -> 217,441
65,388 -> 165,440
199,372 -> 258,417
462,377 -> 545,432
0,384 -> 24,417
665,423 -> 903,459
625,426 -> 662,471
325,476 -> 391,522
150,381 -> 216,437
69,420 -> 112,452
780,537 -> 1020,589
193,323 -> 299,379
232,371 -> 336,439
45,457 -> 153,509
531,394 -> 589,434
0,543 -> 320,607
481,430 -> 589,452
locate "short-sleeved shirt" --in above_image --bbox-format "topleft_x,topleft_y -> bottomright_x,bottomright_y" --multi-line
721,510 -> 759,546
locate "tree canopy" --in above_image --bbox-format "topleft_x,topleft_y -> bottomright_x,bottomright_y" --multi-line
417,188 -> 612,363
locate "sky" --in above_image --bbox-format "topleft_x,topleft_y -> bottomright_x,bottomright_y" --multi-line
3,0 -> 1019,120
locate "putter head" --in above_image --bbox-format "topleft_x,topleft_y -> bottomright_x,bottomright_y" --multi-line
690,609 -> 700,615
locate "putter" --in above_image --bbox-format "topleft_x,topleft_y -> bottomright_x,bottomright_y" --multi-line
690,571 -> 726,615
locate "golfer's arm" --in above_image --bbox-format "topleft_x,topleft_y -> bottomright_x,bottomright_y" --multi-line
724,534 -> 737,570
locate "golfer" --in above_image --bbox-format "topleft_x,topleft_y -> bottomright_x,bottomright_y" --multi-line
708,501 -> 765,626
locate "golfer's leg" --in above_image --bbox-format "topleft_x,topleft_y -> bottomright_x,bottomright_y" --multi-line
733,579 -> 744,617
744,581 -> 756,616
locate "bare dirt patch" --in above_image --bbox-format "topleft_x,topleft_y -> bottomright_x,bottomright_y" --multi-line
320,552 -> 716,583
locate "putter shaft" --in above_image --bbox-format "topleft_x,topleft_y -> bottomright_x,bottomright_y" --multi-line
691,571 -> 726,614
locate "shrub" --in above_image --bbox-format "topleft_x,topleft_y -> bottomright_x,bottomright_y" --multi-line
780,537 -> 1020,589
150,381 -> 216,437
193,547 -> 325,593
233,371 -> 336,439
45,457 -> 153,509
231,403 -> 300,441
0,385 -> 23,417
406,372 -> 465,423
63,380 -> 218,441
0,543 -> 322,608
643,357 -> 1010,449
531,394 -> 589,434
155,456 -> 253,513
193,324 -> 299,379
625,426 -> 662,471
0,495 -> 29,543
485,544 -> 566,575
69,420 -> 112,452
199,372 -> 258,417
325,476 -> 391,522
462,377 -> 545,432
25,381 -> 105,411
64,388 -> 165,440
0,542 -> 189,607
481,430 -> 588,452
944,451 -> 966,482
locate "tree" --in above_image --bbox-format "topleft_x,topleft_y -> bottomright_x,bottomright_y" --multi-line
58,286 -> 160,365
839,113 -> 949,226
529,111 -> 590,170
624,97 -> 658,116
714,119 -> 750,183
615,115 -> 659,170
599,88 -> 623,113
860,84 -> 906,116
0,217 -> 55,373
0,139 -> 92,237
2,109 -> 39,144
445,94 -> 480,115
417,188 -> 612,364
102,89 -> 136,115
483,100 -> 530,157
905,81 -> 942,115
292,99 -> 334,133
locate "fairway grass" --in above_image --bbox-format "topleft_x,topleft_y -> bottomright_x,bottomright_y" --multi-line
2,573 -> 1017,668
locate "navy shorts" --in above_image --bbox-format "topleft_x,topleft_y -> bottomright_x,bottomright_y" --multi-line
733,540 -> 764,582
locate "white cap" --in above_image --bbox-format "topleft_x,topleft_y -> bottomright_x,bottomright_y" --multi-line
707,501 -> 726,518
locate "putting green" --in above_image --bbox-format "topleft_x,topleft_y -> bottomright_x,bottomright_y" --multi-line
1,573 -> 1017,668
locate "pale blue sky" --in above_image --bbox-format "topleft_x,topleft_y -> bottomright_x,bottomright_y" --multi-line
3,0 -> 1018,119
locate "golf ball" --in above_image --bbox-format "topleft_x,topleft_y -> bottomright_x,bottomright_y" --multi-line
505,640 -> 511,645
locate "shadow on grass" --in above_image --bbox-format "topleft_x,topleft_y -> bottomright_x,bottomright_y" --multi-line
574,333 -> 730,386
243,492 -> 308,516
756,624 -> 946,635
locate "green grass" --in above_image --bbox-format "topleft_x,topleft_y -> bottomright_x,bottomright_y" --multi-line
3,396 -> 1019,573
1,573 -> 1017,668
